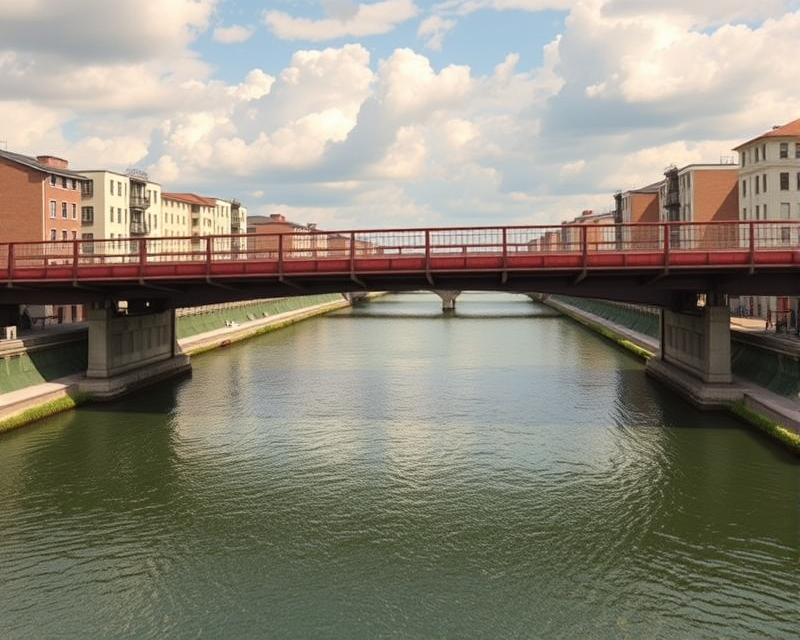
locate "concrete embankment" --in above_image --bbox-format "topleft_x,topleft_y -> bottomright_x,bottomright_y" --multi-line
0,294 -> 359,433
540,294 -> 800,454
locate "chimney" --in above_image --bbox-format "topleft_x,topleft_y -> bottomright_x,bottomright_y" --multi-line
269,213 -> 285,222
36,155 -> 69,169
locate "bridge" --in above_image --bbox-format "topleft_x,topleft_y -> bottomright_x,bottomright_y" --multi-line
2,221 -> 799,307
2,220 -> 799,403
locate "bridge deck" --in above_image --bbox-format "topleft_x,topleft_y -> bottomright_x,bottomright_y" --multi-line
2,221 -> 799,306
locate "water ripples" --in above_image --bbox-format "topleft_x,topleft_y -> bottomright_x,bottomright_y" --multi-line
1,293 -> 797,639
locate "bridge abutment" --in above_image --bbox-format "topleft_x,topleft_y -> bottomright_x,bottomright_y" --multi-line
646,297 -> 742,407
81,302 -> 190,400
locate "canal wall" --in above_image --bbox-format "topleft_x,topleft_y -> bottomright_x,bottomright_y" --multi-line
0,293 -> 355,433
541,294 -> 800,454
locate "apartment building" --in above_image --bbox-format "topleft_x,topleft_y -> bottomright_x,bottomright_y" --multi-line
78,169 -> 162,249
561,209 -> 617,251
0,150 -> 85,243
0,149 -> 87,325
734,117 -> 800,223
660,163 -> 739,249
731,117 -> 800,323
618,181 -> 661,249
247,214 -> 326,258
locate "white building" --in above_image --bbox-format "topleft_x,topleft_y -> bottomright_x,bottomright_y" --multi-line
78,169 -> 161,251
731,117 -> 800,325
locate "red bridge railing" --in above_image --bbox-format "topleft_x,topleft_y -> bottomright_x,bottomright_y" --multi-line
1,220 -> 799,281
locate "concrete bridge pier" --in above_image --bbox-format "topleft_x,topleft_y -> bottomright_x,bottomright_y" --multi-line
81,300 -> 191,400
433,290 -> 461,312
646,293 -> 741,407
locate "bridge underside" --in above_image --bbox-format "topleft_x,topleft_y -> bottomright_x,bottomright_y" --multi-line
2,266 -> 799,308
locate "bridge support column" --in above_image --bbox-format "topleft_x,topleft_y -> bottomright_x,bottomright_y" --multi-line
433,290 -> 461,312
646,295 -> 741,407
81,302 -> 191,400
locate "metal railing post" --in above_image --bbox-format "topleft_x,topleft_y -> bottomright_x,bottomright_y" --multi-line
581,225 -> 588,267
73,238 -> 80,280
278,233 -> 284,278
138,238 -> 148,278
663,222 -> 670,266
7,243 -> 14,282
425,230 -> 431,269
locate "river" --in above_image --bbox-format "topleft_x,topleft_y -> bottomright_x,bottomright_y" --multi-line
0,292 -> 797,639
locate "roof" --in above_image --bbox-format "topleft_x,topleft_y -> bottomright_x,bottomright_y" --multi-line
625,180 -> 663,195
247,214 -> 308,230
0,149 -> 87,180
162,192 -> 217,206
733,117 -> 800,150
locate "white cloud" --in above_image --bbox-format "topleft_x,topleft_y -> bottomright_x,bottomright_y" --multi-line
417,15 -> 457,50
559,159 -> 586,177
377,49 -> 472,117
370,125 -> 428,178
264,0 -> 419,40
1,0 -> 799,232
0,0 -> 215,62
213,24 -> 254,44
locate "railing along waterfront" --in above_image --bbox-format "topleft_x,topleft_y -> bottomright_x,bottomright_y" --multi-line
1,221 -> 799,280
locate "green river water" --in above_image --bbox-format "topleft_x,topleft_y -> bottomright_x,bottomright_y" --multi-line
0,292 -> 797,639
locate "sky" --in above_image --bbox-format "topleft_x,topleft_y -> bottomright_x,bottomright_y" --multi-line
1,0 -> 799,230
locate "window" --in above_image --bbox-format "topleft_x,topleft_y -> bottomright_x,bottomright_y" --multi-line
756,205 -> 760,219
110,181 -> 114,195
109,205 -> 114,221
82,232 -> 94,254
71,179 -> 77,190
797,172 -> 800,190
742,180 -> 746,197
762,143 -> 766,159
780,142 -> 788,158
50,174 -> 57,186
742,207 -> 747,220
764,204 -> 768,217
50,229 -> 56,241
796,142 -> 800,159
755,178 -> 760,195
72,230 -> 77,240
61,230 -> 68,241
82,206 -> 94,223
117,181 -> 122,196
71,203 -> 77,219
49,200 -> 56,218
61,202 -> 67,219
780,203 -> 791,219
61,177 -> 67,188
755,147 -> 759,162
763,174 -> 767,193
780,172 -> 789,190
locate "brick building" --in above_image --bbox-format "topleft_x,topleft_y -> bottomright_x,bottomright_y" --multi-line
0,150 -> 88,325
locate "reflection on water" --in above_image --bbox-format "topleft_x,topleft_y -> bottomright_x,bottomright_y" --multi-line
0,292 -> 797,640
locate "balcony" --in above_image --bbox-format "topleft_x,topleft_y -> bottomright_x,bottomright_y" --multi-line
129,220 -> 150,235
130,195 -> 151,211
